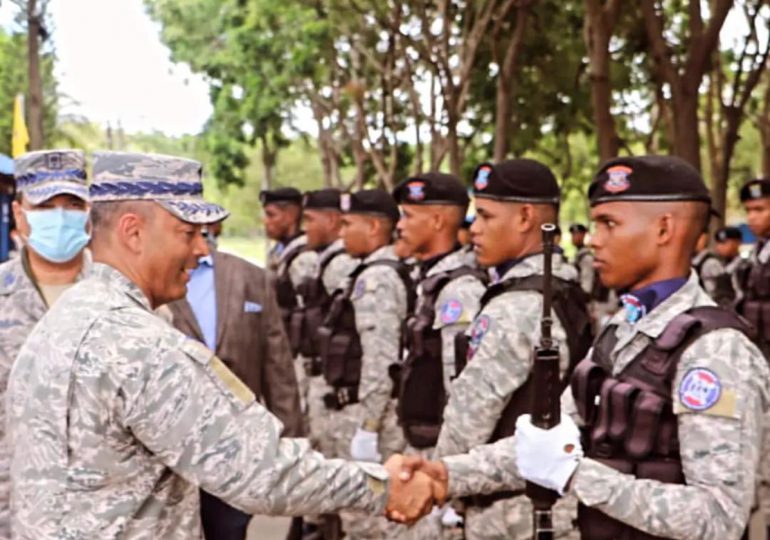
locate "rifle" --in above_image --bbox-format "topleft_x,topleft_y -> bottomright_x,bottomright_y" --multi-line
525,223 -> 560,540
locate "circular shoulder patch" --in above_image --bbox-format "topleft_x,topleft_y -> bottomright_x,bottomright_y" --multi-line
468,315 -> 491,359
440,299 -> 464,324
352,277 -> 367,300
678,368 -> 722,411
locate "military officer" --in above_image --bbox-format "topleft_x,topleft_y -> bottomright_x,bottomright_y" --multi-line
6,152 -> 443,540
400,156 -> 770,540
736,177 -> 770,356
433,159 -> 592,540
316,189 -> 410,538
0,149 -> 91,539
692,227 -> 733,307
713,226 -> 746,306
569,223 -> 594,296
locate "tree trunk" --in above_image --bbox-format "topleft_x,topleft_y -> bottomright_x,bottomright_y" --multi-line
493,5 -> 529,162
260,135 -> 276,190
447,115 -> 461,176
584,0 -> 620,162
760,82 -> 770,177
26,0 -> 44,150
672,84 -> 703,171
712,107 -> 741,226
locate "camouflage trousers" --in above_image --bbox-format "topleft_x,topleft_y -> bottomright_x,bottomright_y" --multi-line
306,375 -> 334,457
328,400 -> 406,539
464,493 -> 578,540
0,441 -> 7,540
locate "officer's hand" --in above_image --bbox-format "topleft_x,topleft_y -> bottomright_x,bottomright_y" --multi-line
514,414 -> 583,495
383,454 -> 446,524
394,454 -> 448,495
350,428 -> 381,462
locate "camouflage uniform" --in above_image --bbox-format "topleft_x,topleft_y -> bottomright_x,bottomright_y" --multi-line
442,272 -> 770,540
275,233 -> 319,413
0,149 -> 91,540
574,246 -> 594,296
692,249 -> 727,299
307,239 -> 358,456
401,246 -> 485,540
333,244 -> 407,539
434,254 -> 578,540
7,152 -> 389,540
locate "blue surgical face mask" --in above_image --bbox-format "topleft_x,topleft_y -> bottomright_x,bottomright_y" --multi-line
23,207 -> 90,263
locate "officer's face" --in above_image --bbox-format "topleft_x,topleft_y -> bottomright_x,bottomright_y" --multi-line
570,231 -> 585,248
13,193 -> 89,239
340,214 -> 371,257
715,239 -> 740,259
396,205 -> 433,258
143,208 -> 209,307
745,199 -> 770,238
304,209 -> 337,249
590,201 -> 660,289
263,203 -> 298,241
471,198 -> 524,267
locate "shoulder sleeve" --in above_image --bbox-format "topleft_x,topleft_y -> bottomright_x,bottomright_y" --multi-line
120,335 -> 388,516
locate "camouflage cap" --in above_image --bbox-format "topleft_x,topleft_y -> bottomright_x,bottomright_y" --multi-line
14,149 -> 89,205
90,152 -> 229,225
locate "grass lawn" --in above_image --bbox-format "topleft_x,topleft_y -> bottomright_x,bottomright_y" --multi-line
218,236 -> 269,266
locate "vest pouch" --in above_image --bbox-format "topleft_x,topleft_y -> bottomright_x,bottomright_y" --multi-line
399,332 -> 446,448
625,391 -> 665,459
749,265 -> 770,298
322,331 -> 353,386
404,424 -> 441,449
300,305 -> 324,357
590,378 -> 620,452
608,382 -> 638,442
571,359 -> 607,426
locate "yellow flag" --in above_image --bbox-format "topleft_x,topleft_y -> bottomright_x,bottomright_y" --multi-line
12,94 -> 29,158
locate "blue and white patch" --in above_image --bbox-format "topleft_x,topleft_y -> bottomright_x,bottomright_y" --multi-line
467,315 -> 491,359
352,278 -> 367,300
244,301 -> 263,313
474,166 -> 491,191
407,181 -> 426,201
440,299 -> 464,324
620,293 -> 646,324
678,368 -> 722,411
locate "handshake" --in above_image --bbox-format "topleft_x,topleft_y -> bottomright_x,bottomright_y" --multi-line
381,454 -> 449,525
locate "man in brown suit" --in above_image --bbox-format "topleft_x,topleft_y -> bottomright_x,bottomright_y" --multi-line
168,225 -> 303,540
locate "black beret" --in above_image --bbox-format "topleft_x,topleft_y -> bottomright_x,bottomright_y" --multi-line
303,188 -> 341,211
392,172 -> 469,207
472,159 -> 560,204
340,189 -> 399,222
739,178 -> 770,202
714,226 -> 742,242
569,223 -> 588,233
260,187 -> 302,206
589,155 -> 711,206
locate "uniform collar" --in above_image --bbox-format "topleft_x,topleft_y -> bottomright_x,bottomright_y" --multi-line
609,271 -> 706,340
363,244 -> 396,264
420,244 -> 461,277
493,251 -> 575,283
91,262 -> 153,312
279,233 -> 308,263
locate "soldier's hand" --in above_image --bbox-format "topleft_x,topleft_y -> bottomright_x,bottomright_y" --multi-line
383,454 -> 446,524
394,453 -> 448,497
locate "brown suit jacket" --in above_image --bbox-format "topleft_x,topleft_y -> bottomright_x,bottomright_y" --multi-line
168,250 -> 303,437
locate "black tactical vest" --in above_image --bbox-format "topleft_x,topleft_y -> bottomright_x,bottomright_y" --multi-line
737,251 -> 770,356
289,247 -> 346,361
275,242 -> 307,336
571,306 -> 752,540
316,258 -> 415,410
396,265 -> 487,448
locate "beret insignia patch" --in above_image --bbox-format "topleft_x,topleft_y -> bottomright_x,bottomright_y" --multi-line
474,166 -> 491,191
604,165 -> 632,193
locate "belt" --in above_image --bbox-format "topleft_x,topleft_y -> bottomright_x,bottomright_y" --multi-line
462,490 -> 524,508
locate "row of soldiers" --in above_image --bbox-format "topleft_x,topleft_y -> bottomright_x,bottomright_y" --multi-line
264,155 -> 770,540
0,147 -> 769,540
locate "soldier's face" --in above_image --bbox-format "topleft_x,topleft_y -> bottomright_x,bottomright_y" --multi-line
340,214 -> 371,257
745,199 -> 770,238
396,205 -> 433,258
471,198 -> 524,267
13,193 -> 89,239
263,203 -> 298,241
590,202 -> 659,289
570,231 -> 585,248
143,208 -> 209,307
715,239 -> 740,259
303,209 -> 338,249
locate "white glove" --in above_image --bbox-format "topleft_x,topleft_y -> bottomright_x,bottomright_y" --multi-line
440,505 -> 464,527
350,428 -> 382,462
515,414 -> 583,495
